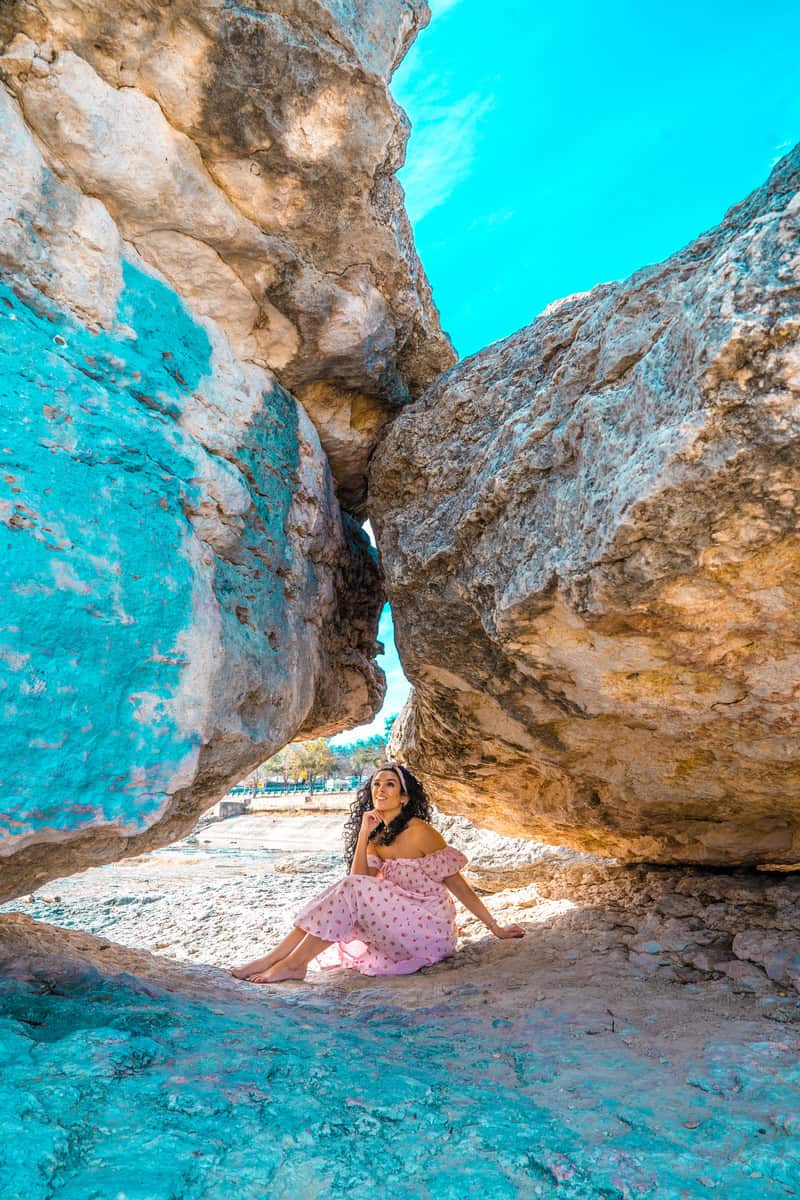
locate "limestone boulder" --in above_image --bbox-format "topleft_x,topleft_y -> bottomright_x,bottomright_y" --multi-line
0,0 -> 454,514
372,145 -> 800,866
0,85 -> 384,902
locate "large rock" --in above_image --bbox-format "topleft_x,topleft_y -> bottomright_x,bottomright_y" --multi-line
0,74 -> 384,901
0,0 -> 454,513
371,145 -> 800,866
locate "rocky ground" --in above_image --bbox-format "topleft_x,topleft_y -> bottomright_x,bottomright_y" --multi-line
3,807 -> 799,1004
2,808 -> 800,1196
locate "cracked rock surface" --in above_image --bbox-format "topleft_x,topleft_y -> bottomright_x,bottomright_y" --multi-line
2,814 -> 800,1196
0,1 -> 448,899
372,143 -> 800,865
0,0 -> 453,513
0,248 -> 385,902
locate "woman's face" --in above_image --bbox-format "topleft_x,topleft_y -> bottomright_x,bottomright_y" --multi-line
370,769 -> 406,814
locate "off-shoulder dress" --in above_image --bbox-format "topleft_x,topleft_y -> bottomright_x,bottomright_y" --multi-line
293,845 -> 469,976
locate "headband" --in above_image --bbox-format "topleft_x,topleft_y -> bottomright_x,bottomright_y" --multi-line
383,761 -> 409,793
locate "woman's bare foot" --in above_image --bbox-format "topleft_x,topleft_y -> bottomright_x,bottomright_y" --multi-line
247,958 -> 308,984
230,928 -> 307,978
229,951 -> 287,979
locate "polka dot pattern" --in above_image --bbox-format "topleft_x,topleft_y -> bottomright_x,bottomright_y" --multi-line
293,846 -> 469,976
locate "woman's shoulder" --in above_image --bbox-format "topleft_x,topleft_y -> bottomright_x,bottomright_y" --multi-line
406,819 -> 447,853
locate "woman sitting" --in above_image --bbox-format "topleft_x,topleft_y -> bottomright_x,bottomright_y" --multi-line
231,761 -> 525,983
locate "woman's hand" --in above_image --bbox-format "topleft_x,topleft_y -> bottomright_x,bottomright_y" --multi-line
360,809 -> 383,836
490,922 -> 525,939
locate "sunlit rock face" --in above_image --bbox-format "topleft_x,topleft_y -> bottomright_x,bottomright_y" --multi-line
372,145 -> 800,866
0,0 -> 454,514
0,83 -> 384,902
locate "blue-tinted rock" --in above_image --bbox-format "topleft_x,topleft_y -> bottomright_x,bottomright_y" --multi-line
0,99 -> 384,898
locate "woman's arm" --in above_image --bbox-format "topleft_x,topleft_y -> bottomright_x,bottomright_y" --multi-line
444,873 -> 524,939
350,816 -> 382,876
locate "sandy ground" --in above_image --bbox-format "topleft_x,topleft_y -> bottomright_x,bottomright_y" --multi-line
200,809 -> 352,852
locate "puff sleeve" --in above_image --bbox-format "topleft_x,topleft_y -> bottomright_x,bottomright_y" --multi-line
419,846 -> 468,882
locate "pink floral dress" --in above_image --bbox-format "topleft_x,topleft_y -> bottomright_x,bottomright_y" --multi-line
293,845 -> 469,976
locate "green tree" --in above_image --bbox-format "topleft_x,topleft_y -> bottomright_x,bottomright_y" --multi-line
287,739 -> 336,789
350,735 -> 388,782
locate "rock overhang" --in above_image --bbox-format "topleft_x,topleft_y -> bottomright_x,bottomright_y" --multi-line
0,0 -> 455,517
1,0 -> 443,895
370,142 -> 800,866
0,248 -> 385,900
10,0 -> 799,885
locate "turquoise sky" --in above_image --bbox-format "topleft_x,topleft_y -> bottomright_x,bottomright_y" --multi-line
332,0 -> 800,743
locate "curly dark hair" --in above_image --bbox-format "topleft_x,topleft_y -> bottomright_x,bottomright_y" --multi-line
342,762 -> 432,869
